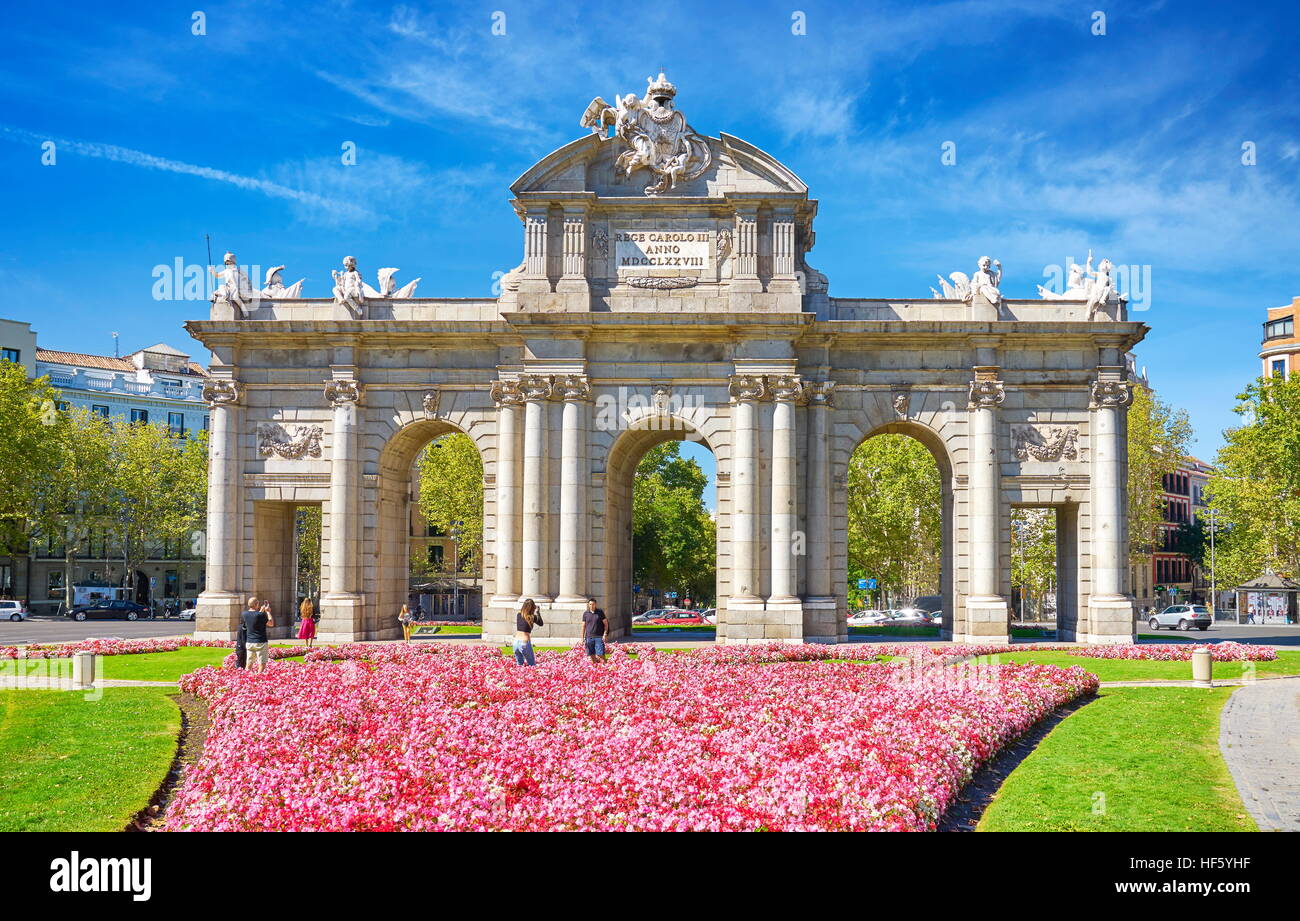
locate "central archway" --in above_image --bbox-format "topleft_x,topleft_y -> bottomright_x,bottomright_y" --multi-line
374,417 -> 487,640
604,415 -> 720,642
844,420 -> 956,637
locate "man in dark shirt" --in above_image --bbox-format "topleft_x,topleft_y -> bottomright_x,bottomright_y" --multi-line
582,597 -> 608,663
240,596 -> 274,674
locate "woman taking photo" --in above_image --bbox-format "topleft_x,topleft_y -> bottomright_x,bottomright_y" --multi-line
297,597 -> 317,649
514,598 -> 542,666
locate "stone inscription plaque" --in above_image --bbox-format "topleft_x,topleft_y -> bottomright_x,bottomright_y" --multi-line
615,230 -> 712,271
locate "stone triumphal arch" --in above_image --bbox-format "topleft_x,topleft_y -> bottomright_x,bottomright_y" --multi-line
190,75 -> 1145,646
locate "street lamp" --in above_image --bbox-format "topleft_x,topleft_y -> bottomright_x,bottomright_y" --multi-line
449,520 -> 463,618
1209,507 -> 1219,623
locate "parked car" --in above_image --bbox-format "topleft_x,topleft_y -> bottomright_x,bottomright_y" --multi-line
68,599 -> 151,622
930,612 -> 944,626
1148,604 -> 1212,632
848,610 -> 891,626
888,608 -> 932,624
0,600 -> 28,622
700,608 -> 717,625
633,608 -> 669,624
648,610 -> 708,626
178,604 -> 197,621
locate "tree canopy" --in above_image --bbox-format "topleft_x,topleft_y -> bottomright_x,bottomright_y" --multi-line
631,442 -> 716,603
415,433 -> 484,576
1207,373 -> 1300,584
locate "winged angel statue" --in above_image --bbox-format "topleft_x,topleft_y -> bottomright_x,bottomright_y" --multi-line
581,72 -> 712,195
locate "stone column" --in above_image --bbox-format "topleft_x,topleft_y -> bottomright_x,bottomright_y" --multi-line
519,374 -> 552,600
733,207 -> 761,292
1088,377 -> 1136,643
321,377 -> 364,636
769,375 -> 803,602
805,381 -> 835,599
729,375 -> 765,600
523,209 -> 549,278
555,374 -> 590,602
490,380 -> 523,602
557,207 -> 589,298
195,380 -> 243,637
964,371 -> 1010,641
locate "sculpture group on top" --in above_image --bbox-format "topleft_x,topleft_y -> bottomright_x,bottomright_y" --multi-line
208,253 -> 420,318
931,249 -> 1126,318
932,256 -> 1004,305
1036,251 -> 1126,319
581,72 -> 713,195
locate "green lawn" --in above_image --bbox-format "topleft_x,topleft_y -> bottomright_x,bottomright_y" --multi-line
978,687 -> 1255,832
0,687 -> 180,832
100,647 -> 231,682
413,624 -> 481,635
977,649 -> 1300,683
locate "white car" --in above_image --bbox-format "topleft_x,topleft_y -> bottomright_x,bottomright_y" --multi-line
0,600 -> 29,622
848,610 -> 891,626
1148,604 -> 1212,631
700,608 -> 717,625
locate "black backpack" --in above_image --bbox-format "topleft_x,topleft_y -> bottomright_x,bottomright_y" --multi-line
235,620 -> 248,669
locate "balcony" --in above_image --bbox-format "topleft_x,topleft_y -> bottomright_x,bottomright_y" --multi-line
1263,316 -> 1294,341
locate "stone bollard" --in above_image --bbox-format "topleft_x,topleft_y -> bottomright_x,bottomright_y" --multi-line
71,651 -> 96,690
1191,648 -> 1213,688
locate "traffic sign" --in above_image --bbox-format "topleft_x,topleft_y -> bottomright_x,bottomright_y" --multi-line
856,579 -> 868,590
867,578 -> 878,590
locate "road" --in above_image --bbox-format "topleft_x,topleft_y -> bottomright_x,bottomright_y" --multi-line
0,615 -> 195,645
1145,623 -> 1300,647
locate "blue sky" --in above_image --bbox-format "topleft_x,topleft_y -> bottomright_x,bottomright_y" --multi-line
3,0 -> 1299,470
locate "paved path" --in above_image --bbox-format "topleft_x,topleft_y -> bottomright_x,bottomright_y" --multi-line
1219,676 -> 1300,831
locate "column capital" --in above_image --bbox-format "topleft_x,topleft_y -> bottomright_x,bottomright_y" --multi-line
1090,379 -> 1133,408
489,379 -> 524,407
967,379 -> 1005,409
805,380 -> 835,407
201,379 -> 241,407
768,374 -> 805,403
728,374 -> 767,402
324,378 -> 362,406
518,374 -> 553,402
553,373 -> 591,401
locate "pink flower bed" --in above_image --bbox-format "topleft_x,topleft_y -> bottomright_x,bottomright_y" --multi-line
1057,641 -> 1277,662
167,644 -> 1097,832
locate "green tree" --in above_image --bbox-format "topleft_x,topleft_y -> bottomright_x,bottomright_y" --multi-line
31,408 -> 117,610
1207,374 -> 1300,583
295,505 -> 322,599
0,360 -> 62,554
631,443 -> 716,603
416,434 -> 483,573
111,421 -> 209,594
1011,507 -> 1057,619
1127,383 -> 1193,567
846,435 -> 941,607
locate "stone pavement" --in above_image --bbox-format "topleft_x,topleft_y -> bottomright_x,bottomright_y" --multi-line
1219,676 -> 1300,832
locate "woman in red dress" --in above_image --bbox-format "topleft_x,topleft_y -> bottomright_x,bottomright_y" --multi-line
297,598 -> 317,648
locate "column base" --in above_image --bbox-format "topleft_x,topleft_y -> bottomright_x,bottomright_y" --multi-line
318,593 -> 365,643
194,591 -> 244,640
720,597 -> 805,644
961,596 -> 1011,645
1086,596 -> 1136,645
801,597 -> 841,644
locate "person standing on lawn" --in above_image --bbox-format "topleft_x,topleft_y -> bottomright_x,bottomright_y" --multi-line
514,598 -> 542,666
582,597 -> 608,664
398,603 -> 414,643
298,597 -> 317,649
241,597 -> 273,674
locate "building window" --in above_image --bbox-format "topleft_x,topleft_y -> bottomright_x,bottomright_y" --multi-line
54,400 -> 69,413
1,348 -> 20,363
1264,316 -> 1294,340
91,404 -> 110,417
427,545 -> 445,567
1271,359 -> 1287,378
47,570 -> 65,600
168,412 -> 185,437
203,415 -> 210,431
131,409 -> 149,424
